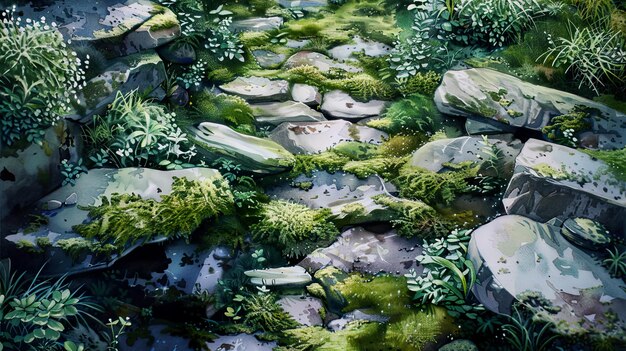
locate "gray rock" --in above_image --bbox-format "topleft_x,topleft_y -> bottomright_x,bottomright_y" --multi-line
157,41 -> 196,64
205,334 -> 276,351
409,135 -> 522,178
561,218 -> 611,250
220,77 -> 290,102
277,295 -> 324,326
269,120 -> 387,154
434,68 -> 626,149
114,6 -> 180,57
3,168 -> 223,276
286,39 -> 311,48
284,51 -> 362,73
291,84 -> 322,107
328,310 -> 389,332
321,90 -> 387,120
231,17 -> 283,32
252,50 -> 286,68
438,339 -> 478,351
0,121 -> 82,222
189,122 -> 295,174
465,116 -> 518,135
279,0 -> 328,8
299,227 -> 422,275
469,215 -> 626,338
252,101 -> 326,127
503,139 -> 625,235
245,266 -> 312,286
67,51 -> 166,123
328,36 -> 392,61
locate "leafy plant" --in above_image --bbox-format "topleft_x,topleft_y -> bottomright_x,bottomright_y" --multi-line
241,293 -> 298,333
178,59 -> 207,89
60,159 -> 88,187
0,7 -> 87,147
104,316 -> 132,351
603,246 -> 626,278
205,6 -> 245,62
502,305 -> 558,351
569,0 -> 615,23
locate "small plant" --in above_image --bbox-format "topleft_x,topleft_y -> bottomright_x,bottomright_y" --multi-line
603,246 -> 626,278
541,106 -> 591,147
205,6 -> 245,62
105,316 -> 132,351
241,292 -> 298,333
60,159 -> 88,187
178,59 -> 207,89
395,70 -> 442,97
502,304 -> 558,351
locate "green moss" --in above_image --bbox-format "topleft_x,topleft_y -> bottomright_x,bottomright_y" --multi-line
277,321 -> 383,351
338,74 -> 395,101
581,147 -> 626,182
384,312 -> 441,350
34,236 -> 51,249
397,71 -> 441,97
373,195 -> 450,238
373,94 -> 442,134
74,176 -> 233,252
307,283 -> 327,299
24,214 -> 49,234
56,238 -> 99,261
342,157 -> 407,179
338,275 -> 411,318
507,109 -> 523,117
393,166 -> 476,206
291,151 -> 351,177
593,95 -> 626,113
333,142 -> 379,161
378,134 -> 426,157
251,200 -> 339,258
340,202 -> 366,217
532,163 -> 590,184
542,106 -> 592,147
445,94 -> 498,118
148,13 -> 179,32
242,293 -> 299,333
184,91 -> 254,128
15,239 -> 37,252
292,181 -> 314,191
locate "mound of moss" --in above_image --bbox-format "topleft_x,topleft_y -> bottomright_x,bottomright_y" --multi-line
367,94 -> 442,134
393,166 -> 476,206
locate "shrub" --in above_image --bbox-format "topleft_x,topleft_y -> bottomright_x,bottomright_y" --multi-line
250,200 -> 339,258
0,7 -> 86,147
242,293 -> 299,333
369,94 -> 442,134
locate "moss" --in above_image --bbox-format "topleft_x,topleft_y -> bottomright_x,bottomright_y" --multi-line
242,293 -> 299,333
338,74 -> 395,101
56,237 -> 96,261
81,79 -> 110,109
342,157 -> 407,179
445,93 -> 498,118
397,71 -> 442,97
15,239 -> 37,253
581,147 -> 626,182
74,176 -> 233,252
148,13 -> 179,32
24,214 -> 49,234
307,283 -> 327,299
35,237 -> 52,249
340,202 -> 366,217
532,163 -> 590,184
373,94 -> 442,134
507,109 -> 523,117
277,321 -> 383,351
292,181 -> 314,191
333,142 -> 379,161
378,134 -> 426,157
542,106 -> 591,147
384,312 -> 441,350
393,166 -> 476,206
291,151 -> 351,177
373,195 -> 450,239
183,91 -> 254,128
593,94 -> 626,114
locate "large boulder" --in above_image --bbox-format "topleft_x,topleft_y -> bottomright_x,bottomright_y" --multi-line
2,168 -> 223,276
321,90 -> 387,120
435,68 -> 626,149
0,121 -> 82,222
189,122 -> 295,173
469,215 -> 626,338
503,139 -> 625,235
252,101 -> 326,127
270,120 -> 387,154
18,0 -> 180,57
67,50 -> 166,123
219,77 -> 290,102
291,83 -> 322,107
284,51 -> 362,73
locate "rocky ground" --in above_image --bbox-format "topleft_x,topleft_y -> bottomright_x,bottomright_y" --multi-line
1,1 -> 625,351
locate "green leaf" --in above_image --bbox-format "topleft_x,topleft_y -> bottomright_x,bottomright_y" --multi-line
44,328 -> 60,340
47,319 -> 65,332
431,256 -> 468,295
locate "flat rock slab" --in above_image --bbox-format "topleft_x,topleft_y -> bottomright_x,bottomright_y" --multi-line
252,101 -> 326,127
435,68 -> 626,149
284,51 -> 362,73
279,0 -> 328,8
231,17 -> 283,32
269,120 -> 387,154
321,90 -> 387,120
220,77 -> 290,102
469,215 -> 626,338
3,168 -> 222,276
328,36 -> 392,61
291,83 -> 322,107
277,295 -> 324,326
409,135 -> 522,177
189,122 -> 295,174
465,116 -> 518,135
299,227 -> 422,275
205,334 -> 276,351
67,50 -> 166,124
252,50 -> 287,68
503,139 -> 625,235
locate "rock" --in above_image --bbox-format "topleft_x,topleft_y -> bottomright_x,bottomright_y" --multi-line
231,17 -> 283,32
0,120 -> 81,222
18,0 -> 180,57
321,90 -> 387,120
278,0 -> 328,8
205,334 -> 276,351
299,227 -> 422,275
67,50 -> 166,123
502,139 -> 625,235
439,339 -> 478,351
252,101 -> 326,127
328,36 -> 392,61
434,68 -> 626,149
465,116 -> 518,135
286,39 -> 310,48
328,310 -> 389,332
252,50 -> 286,68
157,41 -> 196,64
219,77 -> 290,102
120,325 -> 194,351
168,85 -> 189,106
3,168 -> 223,276
561,218 -> 611,250
284,51 -> 362,73
277,295 -> 324,326
189,122 -> 295,174
469,215 -> 626,337
291,84 -> 322,107
269,120 -> 387,154
245,266 -> 312,286
312,266 -> 348,312
409,135 -> 522,178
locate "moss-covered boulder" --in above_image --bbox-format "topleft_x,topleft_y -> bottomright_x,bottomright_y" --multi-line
284,51 -> 362,74
231,17 -> 284,32
560,218 -> 611,250
189,122 -> 296,173
435,68 -> 626,149
220,77 -> 290,102
252,101 -> 326,127
328,36 -> 392,61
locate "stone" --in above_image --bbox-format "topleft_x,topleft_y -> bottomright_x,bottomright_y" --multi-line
286,39 -> 310,48
157,41 -> 196,64
469,215 -> 626,337
189,122 -> 295,174
409,135 -> 522,178
205,334 -> 276,351
277,295 -> 324,326
321,90 -> 387,120
465,116 -> 518,135
434,68 -> 626,149
269,120 -> 388,154
291,83 -> 322,107
328,310 -> 389,332
0,120 -> 82,222
3,168 -> 223,276
231,17 -> 283,32
67,50 -> 166,124
328,36 -> 392,61
278,0 -> 328,8
120,325 -> 194,351
439,340 -> 479,351
114,6 -> 180,57
284,51 -> 362,73
245,266 -> 312,286
252,101 -> 326,127
299,227 -> 422,275
219,77 -> 290,102
502,139 -> 625,235
252,50 -> 286,68
561,218 -> 611,250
